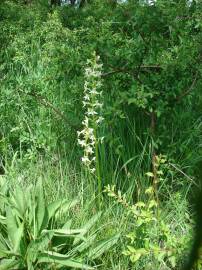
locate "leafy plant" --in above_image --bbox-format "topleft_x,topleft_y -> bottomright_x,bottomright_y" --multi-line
104,182 -> 191,269
0,179 -> 118,269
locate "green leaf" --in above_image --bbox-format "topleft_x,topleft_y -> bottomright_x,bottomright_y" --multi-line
74,234 -> 97,253
88,234 -> 120,260
73,212 -> 102,245
6,207 -> 23,253
127,245 -> 136,253
37,251 -> 94,269
0,259 -> 22,270
169,256 -> 176,268
62,219 -> 72,229
47,199 -> 67,220
43,228 -> 86,236
35,180 -> 48,236
156,251 -> 166,262
36,181 -> 45,229
0,215 -> 6,225
54,199 -> 78,220
135,201 -> 145,208
0,235 -> 8,258
10,186 -> 26,219
26,231 -> 54,265
130,252 -> 141,263
145,172 -> 154,177
148,200 -> 158,209
145,187 -> 154,195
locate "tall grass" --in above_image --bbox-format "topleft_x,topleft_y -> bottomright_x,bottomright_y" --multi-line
0,146 -> 194,269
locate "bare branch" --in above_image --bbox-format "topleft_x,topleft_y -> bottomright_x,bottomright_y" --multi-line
176,72 -> 199,103
102,64 -> 162,77
18,89 -> 78,130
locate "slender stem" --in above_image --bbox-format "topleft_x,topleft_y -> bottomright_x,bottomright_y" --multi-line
150,111 -> 159,216
94,128 -> 102,208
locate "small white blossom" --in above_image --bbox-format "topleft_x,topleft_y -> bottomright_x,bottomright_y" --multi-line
89,89 -> 99,95
99,137 -> 104,144
87,110 -> 98,116
81,156 -> 91,165
86,145 -> 94,154
82,101 -> 89,107
84,94 -> 90,101
96,116 -> 104,124
78,139 -> 86,147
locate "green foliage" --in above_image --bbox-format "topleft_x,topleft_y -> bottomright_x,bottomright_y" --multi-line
0,178 -> 118,269
0,0 -> 201,269
1,0 -> 201,171
104,179 -> 191,269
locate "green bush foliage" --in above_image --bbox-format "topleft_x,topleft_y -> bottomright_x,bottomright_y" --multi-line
0,0 -> 201,269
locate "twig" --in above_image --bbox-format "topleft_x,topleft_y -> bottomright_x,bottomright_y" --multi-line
18,89 -> 78,130
102,65 -> 162,77
176,72 -> 199,103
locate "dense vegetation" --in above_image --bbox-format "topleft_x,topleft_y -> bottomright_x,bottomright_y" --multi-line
0,0 -> 201,269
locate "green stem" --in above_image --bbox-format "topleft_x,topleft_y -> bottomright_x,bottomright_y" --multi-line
94,128 -> 102,208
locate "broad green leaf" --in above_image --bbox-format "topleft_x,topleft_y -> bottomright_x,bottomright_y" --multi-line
62,219 -> 72,229
130,252 -> 141,263
0,215 -> 6,225
47,199 -> 68,221
43,228 -> 86,236
73,212 -> 102,245
0,235 -> 8,258
169,256 -> 176,268
10,186 -> 26,219
26,231 -> 54,265
54,199 -> 78,219
6,207 -> 22,252
148,200 -> 158,209
75,234 -> 97,253
37,251 -> 94,269
88,234 -> 120,260
0,259 -> 22,270
127,245 -> 136,253
35,180 -> 46,236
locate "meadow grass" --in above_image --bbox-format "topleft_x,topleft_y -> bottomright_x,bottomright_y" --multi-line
0,144 -> 194,269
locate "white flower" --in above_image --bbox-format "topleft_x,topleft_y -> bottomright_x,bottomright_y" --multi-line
88,128 -> 94,134
82,117 -> 89,126
87,110 -> 97,116
77,53 -> 104,174
96,116 -> 104,124
89,89 -> 99,95
77,130 -> 85,137
99,137 -> 104,143
82,101 -> 89,107
81,156 -> 90,165
93,102 -> 103,108
78,139 -> 86,147
84,94 -> 90,101
86,145 -> 94,154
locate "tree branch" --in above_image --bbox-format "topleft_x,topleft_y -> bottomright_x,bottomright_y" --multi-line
18,89 -> 78,130
175,72 -> 199,103
102,65 -> 162,78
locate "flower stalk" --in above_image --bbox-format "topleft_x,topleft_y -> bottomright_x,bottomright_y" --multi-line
78,52 -> 104,204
